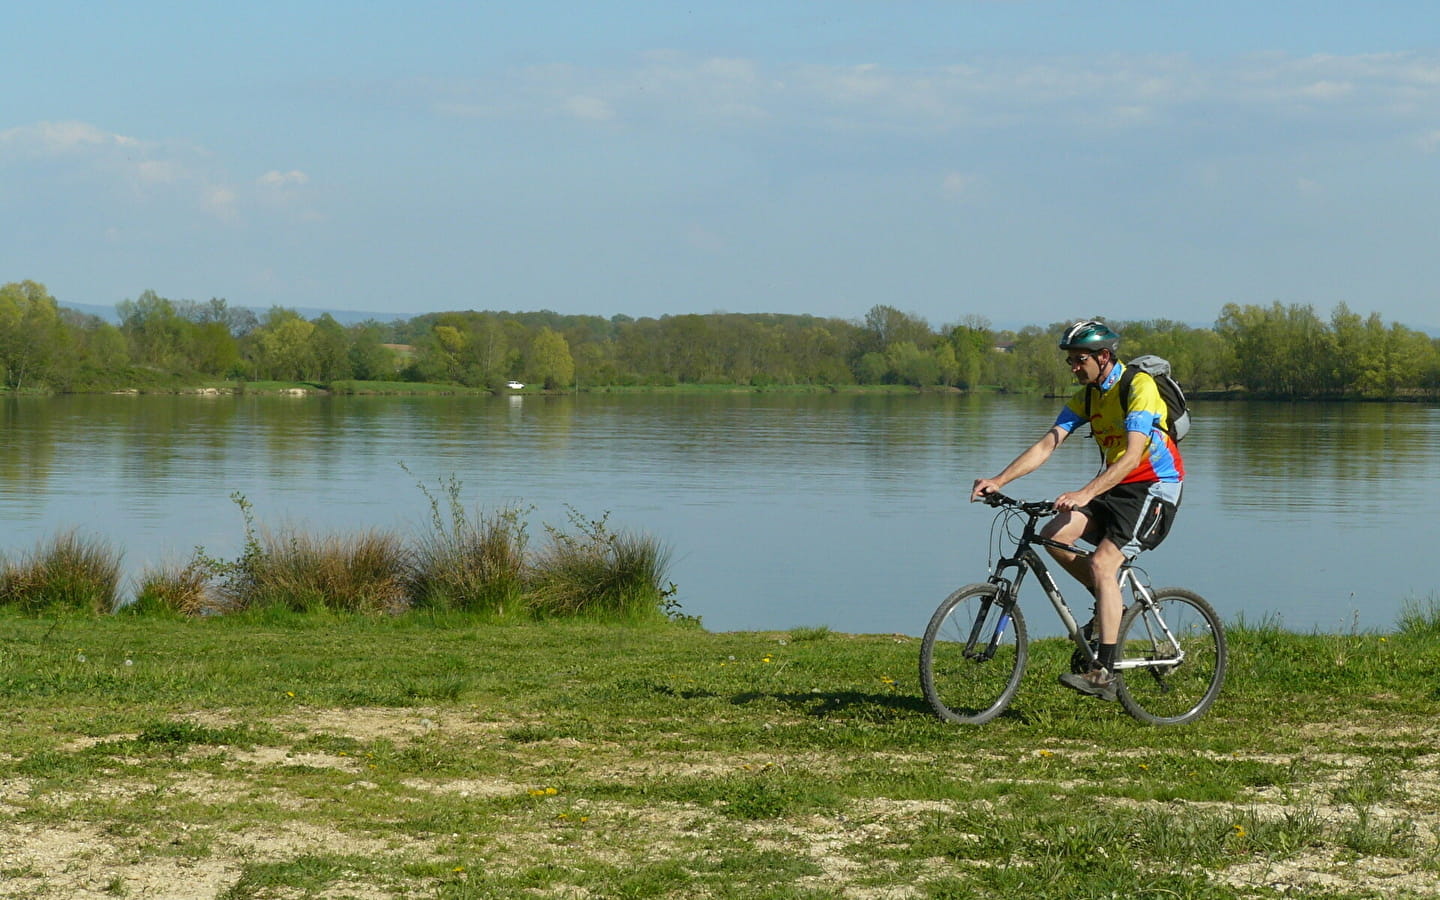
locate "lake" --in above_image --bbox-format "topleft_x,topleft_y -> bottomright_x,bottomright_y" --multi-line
2,392 -> 1436,635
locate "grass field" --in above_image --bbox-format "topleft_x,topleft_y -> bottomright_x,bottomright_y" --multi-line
1,608 -> 1438,899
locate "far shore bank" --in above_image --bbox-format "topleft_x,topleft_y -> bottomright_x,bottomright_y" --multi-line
8,379 -> 1439,401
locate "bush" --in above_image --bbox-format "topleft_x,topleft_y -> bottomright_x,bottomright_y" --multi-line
130,558 -> 216,616
407,475 -> 529,617
228,528 -> 411,615
0,531 -> 123,615
527,508 -> 673,621
1398,593 -> 1440,637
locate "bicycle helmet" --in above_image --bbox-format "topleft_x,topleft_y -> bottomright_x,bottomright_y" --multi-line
1058,320 -> 1120,353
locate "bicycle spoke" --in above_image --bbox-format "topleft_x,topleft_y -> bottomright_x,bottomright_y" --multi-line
1115,589 -> 1226,726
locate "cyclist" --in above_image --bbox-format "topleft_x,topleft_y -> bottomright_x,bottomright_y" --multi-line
970,320 -> 1184,702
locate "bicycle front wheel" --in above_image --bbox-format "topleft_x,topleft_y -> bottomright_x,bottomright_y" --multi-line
919,583 -> 1028,725
1115,588 -> 1226,726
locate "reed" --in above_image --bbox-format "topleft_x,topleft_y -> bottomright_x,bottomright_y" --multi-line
406,472 -> 529,617
1397,592 -> 1440,637
526,507 -> 674,621
130,558 -> 217,616
226,528 -> 412,615
0,530 -> 123,615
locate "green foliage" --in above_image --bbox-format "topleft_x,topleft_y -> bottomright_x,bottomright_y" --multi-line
525,325 -> 575,389
0,530 -> 122,614
130,559 -> 214,616
1398,593 -> 1440,637
407,472 -> 530,617
4,281 -> 1438,397
528,507 -> 674,622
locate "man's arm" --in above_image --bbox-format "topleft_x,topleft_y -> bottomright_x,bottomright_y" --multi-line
971,425 -> 1070,501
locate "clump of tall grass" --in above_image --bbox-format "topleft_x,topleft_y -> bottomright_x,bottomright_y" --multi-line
406,472 -> 529,617
1397,593 -> 1440,637
0,530 -> 123,615
130,557 -> 217,616
527,506 -> 674,622
225,527 -> 411,615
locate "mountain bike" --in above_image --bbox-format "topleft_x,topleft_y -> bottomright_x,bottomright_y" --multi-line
919,491 -> 1226,726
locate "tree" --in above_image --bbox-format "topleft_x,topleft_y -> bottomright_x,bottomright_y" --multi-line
348,322 -> 399,381
310,314 -> 353,382
118,290 -> 192,370
861,305 -> 933,355
527,327 -> 575,389
250,308 -> 317,381
0,280 -> 67,390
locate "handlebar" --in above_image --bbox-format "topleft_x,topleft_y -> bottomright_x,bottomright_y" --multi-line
979,491 -> 1057,517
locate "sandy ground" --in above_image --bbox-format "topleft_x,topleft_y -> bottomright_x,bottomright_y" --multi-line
2,711 -> 1438,898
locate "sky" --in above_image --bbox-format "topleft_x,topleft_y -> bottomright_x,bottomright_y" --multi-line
4,1 -> 1440,332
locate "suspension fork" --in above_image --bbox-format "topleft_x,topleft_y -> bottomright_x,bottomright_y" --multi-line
964,556 -> 1028,661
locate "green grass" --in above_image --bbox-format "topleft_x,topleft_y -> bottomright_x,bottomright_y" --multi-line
0,530 -> 123,614
0,611 -> 1438,897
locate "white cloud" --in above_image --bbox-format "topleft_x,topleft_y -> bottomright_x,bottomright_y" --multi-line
0,120 -> 142,158
203,186 -> 239,221
410,50 -> 1440,142
564,96 -> 615,122
2,119 -> 323,228
941,172 -> 980,198
257,169 -> 310,188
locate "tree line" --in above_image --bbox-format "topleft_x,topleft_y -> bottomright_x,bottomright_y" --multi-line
3,279 -> 1438,399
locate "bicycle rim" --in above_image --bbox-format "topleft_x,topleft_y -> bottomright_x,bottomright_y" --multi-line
1116,588 -> 1226,726
919,584 -> 1028,725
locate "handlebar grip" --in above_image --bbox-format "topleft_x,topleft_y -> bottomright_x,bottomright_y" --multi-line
980,492 -> 1056,516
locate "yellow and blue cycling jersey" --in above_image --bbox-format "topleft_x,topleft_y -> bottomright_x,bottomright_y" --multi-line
1054,362 -> 1185,484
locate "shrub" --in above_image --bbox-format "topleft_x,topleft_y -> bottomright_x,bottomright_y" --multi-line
1398,593 -> 1440,637
227,528 -> 411,615
407,473 -> 529,617
0,531 -> 123,615
130,558 -> 217,616
527,507 -> 673,621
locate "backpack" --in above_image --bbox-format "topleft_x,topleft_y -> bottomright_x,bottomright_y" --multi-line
1085,355 -> 1191,442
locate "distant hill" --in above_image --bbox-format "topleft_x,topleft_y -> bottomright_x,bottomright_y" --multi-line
59,301 -> 412,326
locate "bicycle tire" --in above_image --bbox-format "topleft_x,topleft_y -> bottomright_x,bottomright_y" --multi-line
1115,588 -> 1226,726
919,583 -> 1028,725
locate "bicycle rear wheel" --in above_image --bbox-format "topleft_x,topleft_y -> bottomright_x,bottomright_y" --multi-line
919,584 -> 1028,725
1115,588 -> 1226,726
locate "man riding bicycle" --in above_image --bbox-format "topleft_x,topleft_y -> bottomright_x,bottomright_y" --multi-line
970,321 -> 1184,702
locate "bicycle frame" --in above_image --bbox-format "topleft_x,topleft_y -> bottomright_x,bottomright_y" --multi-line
984,498 -> 1186,674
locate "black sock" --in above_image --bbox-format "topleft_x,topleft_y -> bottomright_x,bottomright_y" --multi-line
1098,643 -> 1117,671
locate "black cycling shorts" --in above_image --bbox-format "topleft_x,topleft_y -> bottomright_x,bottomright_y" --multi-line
1080,481 -> 1182,558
